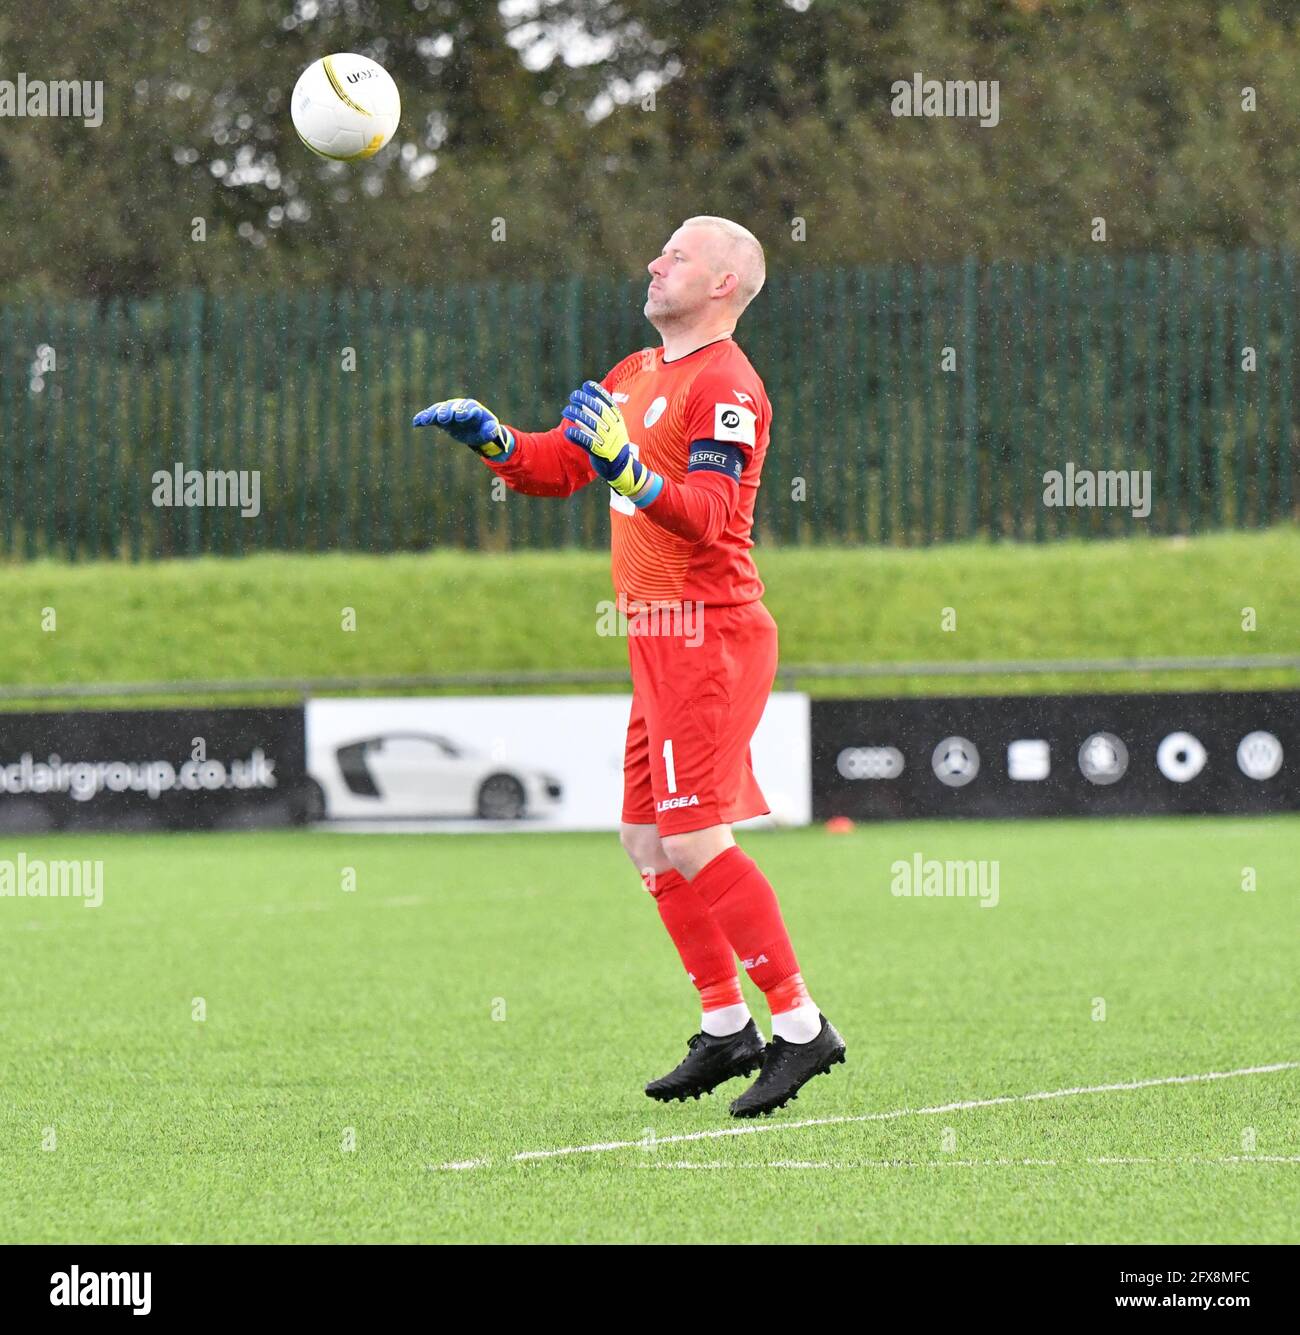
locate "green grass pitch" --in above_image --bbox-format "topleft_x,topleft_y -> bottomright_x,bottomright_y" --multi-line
3,529 -> 1298,709
1,817 -> 1296,1244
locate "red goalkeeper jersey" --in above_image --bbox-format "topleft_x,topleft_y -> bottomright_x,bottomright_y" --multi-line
487,337 -> 771,608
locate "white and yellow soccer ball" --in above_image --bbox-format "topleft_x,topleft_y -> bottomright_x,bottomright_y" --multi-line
291,53 -> 400,161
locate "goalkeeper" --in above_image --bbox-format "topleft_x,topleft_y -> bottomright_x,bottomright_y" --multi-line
413,216 -> 845,1118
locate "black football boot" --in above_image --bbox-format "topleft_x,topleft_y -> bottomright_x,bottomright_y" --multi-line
645,1020 -> 767,1102
728,1014 -> 846,1118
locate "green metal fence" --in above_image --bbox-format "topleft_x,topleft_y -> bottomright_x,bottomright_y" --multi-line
0,249 -> 1295,560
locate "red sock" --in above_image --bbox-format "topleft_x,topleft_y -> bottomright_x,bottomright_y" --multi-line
767,973 -> 813,1015
642,866 -> 743,1009
689,846 -> 801,999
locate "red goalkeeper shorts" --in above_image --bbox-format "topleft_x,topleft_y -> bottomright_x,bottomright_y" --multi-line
621,599 -> 779,836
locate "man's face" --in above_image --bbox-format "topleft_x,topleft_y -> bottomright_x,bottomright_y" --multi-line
645,227 -> 718,323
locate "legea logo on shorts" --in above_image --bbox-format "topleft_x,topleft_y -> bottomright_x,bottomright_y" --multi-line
657,794 -> 699,811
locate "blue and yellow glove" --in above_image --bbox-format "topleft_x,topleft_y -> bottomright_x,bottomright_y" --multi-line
411,397 -> 515,460
562,382 -> 662,508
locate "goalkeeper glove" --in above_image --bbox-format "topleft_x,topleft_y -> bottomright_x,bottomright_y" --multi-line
561,381 -> 662,508
411,397 -> 515,460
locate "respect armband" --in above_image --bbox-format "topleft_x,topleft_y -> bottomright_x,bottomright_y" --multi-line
686,440 -> 745,482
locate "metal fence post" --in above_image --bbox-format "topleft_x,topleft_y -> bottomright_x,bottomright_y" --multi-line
961,256 -> 978,537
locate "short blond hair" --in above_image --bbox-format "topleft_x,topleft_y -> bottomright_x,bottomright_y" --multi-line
681,215 -> 766,312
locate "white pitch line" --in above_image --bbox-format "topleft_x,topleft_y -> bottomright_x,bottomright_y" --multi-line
0,893 -> 431,934
634,1155 -> 1300,1170
428,1060 -> 1299,1171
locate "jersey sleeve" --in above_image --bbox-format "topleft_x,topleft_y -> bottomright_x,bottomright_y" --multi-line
483,421 -> 595,498
484,350 -> 651,498
678,361 -> 765,471
637,359 -> 766,545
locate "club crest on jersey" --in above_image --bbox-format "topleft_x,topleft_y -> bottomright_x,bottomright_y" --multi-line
643,396 -> 668,428
714,402 -> 756,445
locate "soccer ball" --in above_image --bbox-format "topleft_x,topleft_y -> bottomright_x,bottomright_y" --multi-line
291,53 -> 400,161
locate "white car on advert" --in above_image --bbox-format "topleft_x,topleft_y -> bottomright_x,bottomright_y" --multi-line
315,732 -> 563,821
